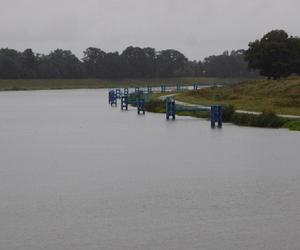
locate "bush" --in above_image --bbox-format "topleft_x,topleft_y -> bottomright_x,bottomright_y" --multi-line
145,99 -> 165,113
222,105 -> 235,122
232,110 -> 285,128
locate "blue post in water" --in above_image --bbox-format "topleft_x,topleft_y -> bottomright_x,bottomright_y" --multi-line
161,84 -> 166,93
110,91 -> 117,107
136,98 -> 145,115
193,83 -> 198,90
121,96 -> 128,110
123,88 -> 129,97
211,105 -> 222,128
210,106 -> 216,128
108,90 -> 114,104
176,84 -> 183,92
115,89 -> 121,99
217,106 -> 223,128
147,86 -> 152,94
135,87 -> 140,94
166,97 -> 176,120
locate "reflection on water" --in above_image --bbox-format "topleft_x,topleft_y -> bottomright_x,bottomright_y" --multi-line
0,89 -> 299,250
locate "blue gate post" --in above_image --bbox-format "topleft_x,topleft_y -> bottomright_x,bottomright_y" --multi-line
108,90 -> 114,104
135,87 -> 140,94
210,106 -> 216,128
166,97 -> 176,120
217,106 -> 223,128
136,98 -> 145,115
123,88 -> 129,97
161,84 -> 166,93
115,89 -> 121,99
110,91 -> 117,107
121,96 -> 128,110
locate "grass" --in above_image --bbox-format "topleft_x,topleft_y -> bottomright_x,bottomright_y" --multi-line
175,77 -> 300,116
146,77 -> 300,131
0,77 -> 252,91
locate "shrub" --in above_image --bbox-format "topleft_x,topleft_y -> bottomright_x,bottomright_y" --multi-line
145,99 -> 165,113
232,110 -> 285,128
222,105 -> 235,122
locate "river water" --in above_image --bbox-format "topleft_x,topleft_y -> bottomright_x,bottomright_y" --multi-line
0,89 -> 299,250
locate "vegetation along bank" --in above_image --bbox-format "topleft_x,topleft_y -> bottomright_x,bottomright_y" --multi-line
143,78 -> 300,131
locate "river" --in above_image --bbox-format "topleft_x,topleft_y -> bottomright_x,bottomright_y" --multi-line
0,89 -> 299,250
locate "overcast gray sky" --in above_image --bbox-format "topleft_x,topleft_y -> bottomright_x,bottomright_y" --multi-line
0,0 -> 299,60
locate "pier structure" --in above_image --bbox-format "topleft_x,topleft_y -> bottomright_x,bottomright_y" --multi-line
165,97 -> 223,128
121,96 -> 128,110
166,97 -> 176,120
107,84 -> 223,128
210,105 -> 223,128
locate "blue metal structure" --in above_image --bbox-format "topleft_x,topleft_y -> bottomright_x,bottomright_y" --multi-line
147,86 -> 153,93
210,105 -> 223,128
108,85 -> 223,128
161,85 -> 166,93
165,97 -> 223,128
115,89 -> 121,99
136,98 -> 145,115
110,91 -> 117,106
166,97 -> 176,120
121,96 -> 128,110
123,88 -> 129,96
193,83 -> 201,90
176,84 -> 183,91
108,90 -> 114,104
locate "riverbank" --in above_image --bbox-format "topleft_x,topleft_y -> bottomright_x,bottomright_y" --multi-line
143,97 -> 300,131
142,77 -> 300,131
0,77 -> 249,91
175,77 -> 300,116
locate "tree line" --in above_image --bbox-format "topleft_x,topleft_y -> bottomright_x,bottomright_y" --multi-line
0,46 -> 257,79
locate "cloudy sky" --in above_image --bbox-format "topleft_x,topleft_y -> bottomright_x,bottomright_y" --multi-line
0,0 -> 299,60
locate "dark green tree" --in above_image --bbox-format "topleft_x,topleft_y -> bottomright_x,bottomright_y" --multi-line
121,47 -> 148,77
245,30 -> 297,79
156,49 -> 187,77
37,49 -> 83,78
142,47 -> 156,77
0,49 -> 22,78
288,36 -> 300,75
203,50 -> 256,77
21,49 -> 37,78
103,52 -> 121,78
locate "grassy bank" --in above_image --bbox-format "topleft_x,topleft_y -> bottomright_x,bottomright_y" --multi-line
142,98 -> 300,131
0,77 -> 250,91
142,77 -> 300,131
175,77 -> 300,116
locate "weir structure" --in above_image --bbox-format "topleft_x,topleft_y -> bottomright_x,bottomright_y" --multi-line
108,84 -> 223,128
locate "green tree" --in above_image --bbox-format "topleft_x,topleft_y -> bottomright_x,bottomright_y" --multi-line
288,36 -> 300,75
245,30 -> 297,79
156,49 -> 187,77
0,49 -> 22,78
21,49 -> 37,78
121,47 -> 148,77
82,47 -> 106,77
37,49 -> 83,78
